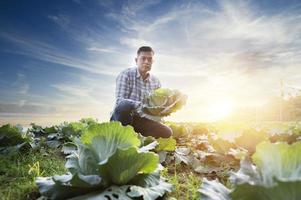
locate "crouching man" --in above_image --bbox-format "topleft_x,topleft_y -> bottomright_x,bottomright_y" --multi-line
110,46 -> 172,138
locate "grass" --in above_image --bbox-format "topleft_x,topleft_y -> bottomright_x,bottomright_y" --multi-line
0,148 -> 66,200
162,161 -> 201,200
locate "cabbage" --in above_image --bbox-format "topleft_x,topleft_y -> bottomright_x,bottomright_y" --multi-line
0,124 -> 31,154
199,141 -> 301,200
138,88 -> 187,121
36,122 -> 172,200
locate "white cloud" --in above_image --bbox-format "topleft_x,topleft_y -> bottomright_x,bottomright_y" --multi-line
86,47 -> 118,53
0,32 -> 119,76
11,72 -> 30,95
48,14 -> 71,30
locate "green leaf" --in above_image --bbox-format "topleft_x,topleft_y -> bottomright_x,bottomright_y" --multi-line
174,147 -> 192,165
139,141 -> 158,152
155,137 -> 176,151
166,122 -> 190,138
139,136 -> 158,152
149,93 -> 168,107
252,141 -> 301,185
98,147 -> 159,185
128,170 -> 172,200
70,173 -> 173,200
231,180 -> 301,200
127,180 -> 172,200
36,173 -> 102,200
81,122 -> 141,165
65,142 -> 99,175
43,126 -> 58,134
68,185 -> 132,200
46,140 -> 62,149
234,128 -> 269,153
61,122 -> 86,137
79,117 -> 98,126
228,141 -> 301,200
0,124 -> 27,146
198,178 -> 231,200
62,142 -> 77,154
0,124 -> 32,154
229,159 -> 261,185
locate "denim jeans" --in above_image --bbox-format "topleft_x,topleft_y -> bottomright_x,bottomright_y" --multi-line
110,100 -> 172,138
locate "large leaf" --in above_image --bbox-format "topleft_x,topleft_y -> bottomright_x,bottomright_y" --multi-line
174,147 -> 193,165
68,165 -> 171,200
199,142 -> 301,200
69,185 -> 132,200
128,170 -> 173,200
230,141 -> 301,200
231,180 -> 301,200
199,178 -> 231,200
65,142 -> 99,175
128,180 -> 172,200
138,135 -> 158,152
252,141 -> 301,186
98,147 -> 159,185
69,171 -> 172,200
37,121 -> 172,200
36,173 -> 102,200
229,159 -> 261,185
139,141 -> 158,152
81,122 -> 141,164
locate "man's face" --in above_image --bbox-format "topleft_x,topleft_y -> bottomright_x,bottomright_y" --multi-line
135,51 -> 154,75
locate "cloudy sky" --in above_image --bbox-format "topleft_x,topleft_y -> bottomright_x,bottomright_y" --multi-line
1,0 -> 301,125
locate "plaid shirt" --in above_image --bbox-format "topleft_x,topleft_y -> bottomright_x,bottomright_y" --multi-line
115,67 -> 161,108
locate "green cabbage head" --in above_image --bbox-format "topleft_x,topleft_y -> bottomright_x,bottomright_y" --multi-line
138,88 -> 187,121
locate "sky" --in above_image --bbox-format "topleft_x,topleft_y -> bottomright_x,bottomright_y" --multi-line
1,0 -> 301,125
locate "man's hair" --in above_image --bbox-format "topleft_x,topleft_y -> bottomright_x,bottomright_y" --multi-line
137,46 -> 154,55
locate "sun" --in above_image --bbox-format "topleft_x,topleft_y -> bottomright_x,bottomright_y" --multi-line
208,100 -> 234,121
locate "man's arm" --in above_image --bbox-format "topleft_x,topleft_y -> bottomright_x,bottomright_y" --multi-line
115,72 -> 141,108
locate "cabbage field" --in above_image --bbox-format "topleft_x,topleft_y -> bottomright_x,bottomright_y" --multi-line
1,119 -> 301,200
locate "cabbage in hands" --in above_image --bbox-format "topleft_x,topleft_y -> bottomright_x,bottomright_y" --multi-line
138,88 -> 187,121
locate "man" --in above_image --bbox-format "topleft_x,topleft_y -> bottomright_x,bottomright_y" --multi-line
110,46 -> 172,138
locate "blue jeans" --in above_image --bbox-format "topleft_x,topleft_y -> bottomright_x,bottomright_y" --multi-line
110,100 -> 172,138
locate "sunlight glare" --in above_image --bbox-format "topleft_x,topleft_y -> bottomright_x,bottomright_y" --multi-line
208,100 -> 234,121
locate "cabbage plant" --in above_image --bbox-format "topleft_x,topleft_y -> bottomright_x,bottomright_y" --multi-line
36,122 -> 172,200
0,124 -> 32,154
199,141 -> 301,200
138,88 -> 187,121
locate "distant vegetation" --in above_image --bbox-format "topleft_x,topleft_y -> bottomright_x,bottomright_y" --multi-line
229,94 -> 301,122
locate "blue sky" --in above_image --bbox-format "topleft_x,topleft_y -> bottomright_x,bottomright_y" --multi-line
1,0 -> 301,125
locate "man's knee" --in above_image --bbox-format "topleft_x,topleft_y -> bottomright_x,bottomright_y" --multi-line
110,100 -> 136,125
160,125 -> 173,138
116,100 -> 136,114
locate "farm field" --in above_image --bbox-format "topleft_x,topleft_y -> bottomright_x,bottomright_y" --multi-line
1,119 -> 301,200
2,0 -> 301,199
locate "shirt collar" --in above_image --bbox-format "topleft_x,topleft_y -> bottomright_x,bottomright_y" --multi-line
136,68 -> 150,82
